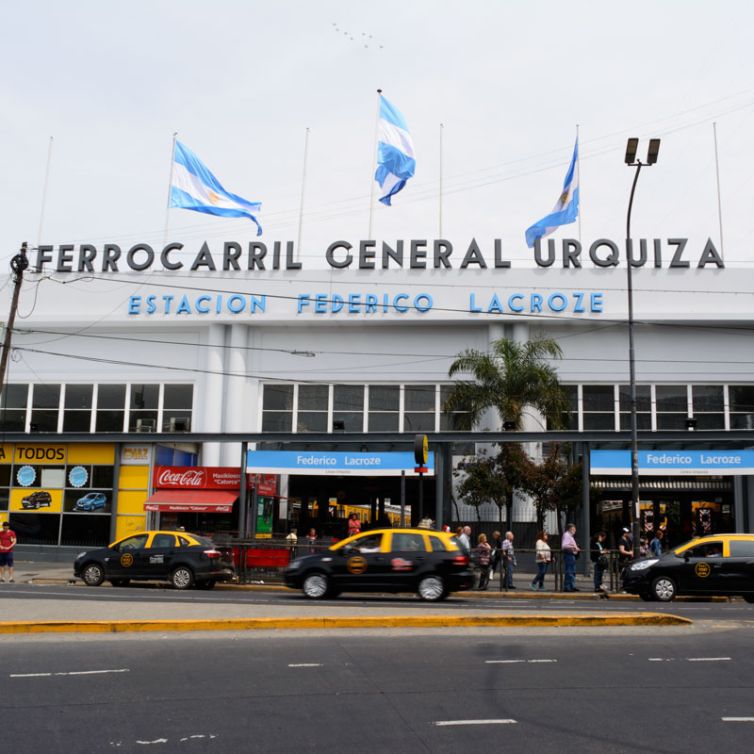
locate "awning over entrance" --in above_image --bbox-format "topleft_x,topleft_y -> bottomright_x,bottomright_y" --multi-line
145,491 -> 238,513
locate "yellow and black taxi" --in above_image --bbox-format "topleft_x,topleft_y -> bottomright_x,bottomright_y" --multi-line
73,530 -> 235,590
621,533 -> 754,602
284,527 -> 474,601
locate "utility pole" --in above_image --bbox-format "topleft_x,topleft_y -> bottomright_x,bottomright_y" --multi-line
0,243 -> 29,398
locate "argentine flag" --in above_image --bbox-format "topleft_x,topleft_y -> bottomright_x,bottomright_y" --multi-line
374,95 -> 416,206
170,141 -> 263,236
525,138 -> 580,248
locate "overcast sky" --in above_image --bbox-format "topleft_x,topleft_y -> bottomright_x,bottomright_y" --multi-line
2,0 -> 754,271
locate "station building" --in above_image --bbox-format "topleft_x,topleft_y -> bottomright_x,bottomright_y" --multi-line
2,236 -> 753,555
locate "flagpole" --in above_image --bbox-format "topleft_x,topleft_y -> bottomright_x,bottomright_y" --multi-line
439,123 -> 444,238
296,127 -> 310,263
367,88 -> 382,239
164,131 -> 178,244
712,121 -> 724,260
576,124 -> 582,244
37,136 -> 54,248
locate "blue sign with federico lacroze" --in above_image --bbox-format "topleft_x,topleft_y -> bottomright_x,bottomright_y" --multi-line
590,449 -> 754,476
247,450 -> 435,477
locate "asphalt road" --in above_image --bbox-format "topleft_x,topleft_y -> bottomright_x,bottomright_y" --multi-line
2,627 -> 754,753
1,582 -> 754,622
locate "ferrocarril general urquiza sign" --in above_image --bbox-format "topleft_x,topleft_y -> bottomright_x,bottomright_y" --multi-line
32,236 -> 724,273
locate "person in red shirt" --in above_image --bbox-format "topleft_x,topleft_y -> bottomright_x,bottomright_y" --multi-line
347,513 -> 361,538
0,521 -> 16,583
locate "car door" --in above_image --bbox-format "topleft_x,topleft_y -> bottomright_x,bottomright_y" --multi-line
721,539 -> 754,595
675,540 -> 726,593
386,532 -> 430,590
330,532 -> 388,590
104,534 -> 149,579
136,533 -> 179,579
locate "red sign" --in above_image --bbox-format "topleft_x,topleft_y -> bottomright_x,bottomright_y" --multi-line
153,467 -> 278,496
154,466 -> 240,490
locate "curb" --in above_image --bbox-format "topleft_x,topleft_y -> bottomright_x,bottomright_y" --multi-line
0,612 -> 692,634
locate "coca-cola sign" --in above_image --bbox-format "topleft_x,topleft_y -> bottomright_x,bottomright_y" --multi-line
154,466 -> 241,490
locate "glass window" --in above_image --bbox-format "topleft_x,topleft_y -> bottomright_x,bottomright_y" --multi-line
583,413 -> 616,430
680,541 -> 724,558
130,384 -> 159,409
405,385 -> 435,411
129,411 -> 158,432
1,384 -> 28,432
619,413 -> 652,431
98,385 -> 126,409
369,413 -> 399,432
262,412 -> 292,432
656,385 -> 688,412
29,410 -> 58,432
440,385 -> 470,431
730,386 -> 754,413
32,384 -> 60,409
9,513 -> 60,545
692,385 -> 724,413
404,413 -> 436,432
63,412 -> 91,432
96,410 -> 124,432
583,385 -> 615,412
297,412 -> 328,433
60,515 -> 111,548
151,533 -> 178,548
693,414 -> 725,431
333,385 -> 364,412
263,385 -> 293,411
299,385 -> 328,411
391,533 -> 426,552
65,385 -> 93,409
656,414 -> 689,430
369,386 -> 399,411
2,384 -> 28,409
163,384 -> 193,410
116,534 -> 148,551
730,540 -> 754,557
348,533 -> 383,553
429,535 -> 447,552
618,385 -> 651,413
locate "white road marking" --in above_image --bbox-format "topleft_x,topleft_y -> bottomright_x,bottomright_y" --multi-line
486,659 -> 557,664
648,658 -> 675,662
11,668 -> 130,678
722,718 -> 754,722
288,663 -> 322,668
136,740 -> 168,745
434,719 -> 517,727
687,657 -> 731,662
178,734 -> 217,741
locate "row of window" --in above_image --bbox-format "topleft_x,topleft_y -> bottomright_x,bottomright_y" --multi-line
8,512 -> 110,547
262,383 -> 754,433
262,384 -> 468,433
0,383 -> 193,433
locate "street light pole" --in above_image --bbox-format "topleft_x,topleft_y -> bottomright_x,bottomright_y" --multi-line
624,138 -> 660,558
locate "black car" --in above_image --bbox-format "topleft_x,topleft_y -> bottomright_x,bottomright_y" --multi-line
621,534 -> 754,602
73,530 -> 235,590
21,490 -> 52,509
284,528 -> 474,601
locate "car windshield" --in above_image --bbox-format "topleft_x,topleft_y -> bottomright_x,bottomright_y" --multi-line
186,534 -> 214,547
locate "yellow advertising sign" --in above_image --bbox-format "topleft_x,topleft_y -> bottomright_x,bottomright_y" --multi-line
0,445 -> 12,465
14,445 -> 67,465
10,488 -> 64,513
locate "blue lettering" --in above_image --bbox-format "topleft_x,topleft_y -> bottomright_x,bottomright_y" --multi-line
529,293 -> 543,313
591,292 -> 604,313
314,294 -> 328,314
414,293 -> 433,312
250,295 -> 266,313
145,295 -> 156,314
175,295 -> 192,315
331,294 -> 344,313
348,294 -> 362,314
573,291 -> 585,313
393,294 -> 409,313
508,294 -> 524,313
297,295 -> 311,313
227,294 -> 246,314
162,295 -> 174,314
195,295 -> 211,314
487,293 -> 503,314
215,295 -> 223,314
364,294 -> 377,313
468,293 -> 482,313
547,292 -> 567,312
128,296 -> 140,315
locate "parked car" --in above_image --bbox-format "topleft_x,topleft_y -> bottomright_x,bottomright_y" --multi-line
621,533 -> 754,602
73,530 -> 235,589
74,492 -> 107,512
21,490 -> 52,510
284,528 -> 473,601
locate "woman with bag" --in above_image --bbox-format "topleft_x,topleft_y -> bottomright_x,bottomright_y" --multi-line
531,530 -> 551,591
475,533 -> 492,591
590,530 -> 608,592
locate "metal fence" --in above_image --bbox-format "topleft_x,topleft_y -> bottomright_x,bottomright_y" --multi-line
218,537 -> 630,591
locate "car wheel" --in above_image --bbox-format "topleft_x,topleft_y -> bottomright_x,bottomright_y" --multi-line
81,563 -> 105,587
110,578 -> 130,587
417,575 -> 447,601
196,580 -> 216,590
170,566 -> 195,590
651,576 -> 677,602
743,595 -> 754,604
302,572 -> 330,599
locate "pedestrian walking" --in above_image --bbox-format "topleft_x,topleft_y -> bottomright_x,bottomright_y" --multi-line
347,513 -> 361,538
475,533 -> 492,590
457,526 -> 471,554
502,531 -> 516,589
531,530 -> 551,591
490,530 -> 503,577
618,527 -> 634,568
285,528 -> 298,557
307,527 -> 317,553
561,523 -> 580,592
0,521 -> 16,583
649,529 -> 664,557
590,530 -> 608,592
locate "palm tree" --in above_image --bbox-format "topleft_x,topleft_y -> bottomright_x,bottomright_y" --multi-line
444,337 -> 568,431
